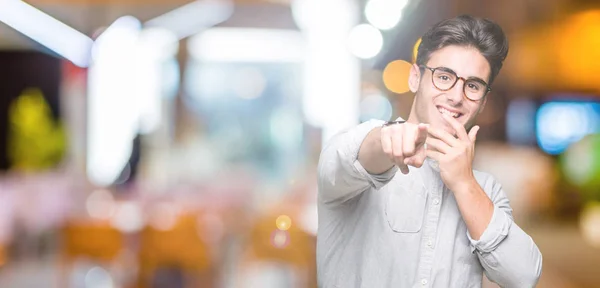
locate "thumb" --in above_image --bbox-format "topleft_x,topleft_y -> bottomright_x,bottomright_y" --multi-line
468,125 -> 480,142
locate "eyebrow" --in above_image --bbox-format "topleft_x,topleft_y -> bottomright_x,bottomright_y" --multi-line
437,66 -> 488,84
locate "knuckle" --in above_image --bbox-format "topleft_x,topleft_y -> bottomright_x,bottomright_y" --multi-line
391,125 -> 403,133
380,127 -> 388,136
382,146 -> 392,155
390,133 -> 402,143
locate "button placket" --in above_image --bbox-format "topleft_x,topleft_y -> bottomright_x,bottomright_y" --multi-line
417,174 -> 443,286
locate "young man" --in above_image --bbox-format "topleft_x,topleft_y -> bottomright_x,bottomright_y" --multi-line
316,15 -> 542,287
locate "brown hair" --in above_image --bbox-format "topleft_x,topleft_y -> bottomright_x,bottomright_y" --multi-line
416,15 -> 509,84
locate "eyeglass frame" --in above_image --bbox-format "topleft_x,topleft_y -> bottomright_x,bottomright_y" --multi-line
419,65 -> 492,101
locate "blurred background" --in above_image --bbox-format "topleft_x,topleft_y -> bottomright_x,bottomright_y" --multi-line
0,0 -> 598,287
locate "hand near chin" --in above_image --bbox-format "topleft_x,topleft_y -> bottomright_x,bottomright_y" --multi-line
425,113 -> 480,191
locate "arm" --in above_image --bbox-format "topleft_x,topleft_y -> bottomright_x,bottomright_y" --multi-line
465,177 -> 543,288
318,118 -> 428,205
452,179 -> 493,241
425,114 -> 542,287
361,120 -> 428,175
317,120 -> 398,205
358,126 -> 395,174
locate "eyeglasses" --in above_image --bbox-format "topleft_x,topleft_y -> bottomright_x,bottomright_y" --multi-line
420,65 -> 491,101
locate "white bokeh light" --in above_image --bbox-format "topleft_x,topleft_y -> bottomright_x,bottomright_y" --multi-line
110,201 -> 144,233
347,24 -> 383,59
293,0 -> 361,143
365,0 -> 408,30
86,189 -> 116,220
232,67 -> 267,99
85,266 -> 114,288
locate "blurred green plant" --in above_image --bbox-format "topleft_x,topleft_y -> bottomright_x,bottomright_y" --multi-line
7,88 -> 66,171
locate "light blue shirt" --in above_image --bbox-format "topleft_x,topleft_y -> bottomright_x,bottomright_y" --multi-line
316,120 -> 542,287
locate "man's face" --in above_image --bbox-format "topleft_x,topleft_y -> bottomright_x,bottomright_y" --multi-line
408,45 -> 491,135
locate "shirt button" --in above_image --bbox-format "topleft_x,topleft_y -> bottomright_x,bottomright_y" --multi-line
427,239 -> 434,248
433,198 -> 440,205
421,279 -> 428,285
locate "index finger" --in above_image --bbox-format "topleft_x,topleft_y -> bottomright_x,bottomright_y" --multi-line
415,123 -> 428,146
441,113 -> 468,141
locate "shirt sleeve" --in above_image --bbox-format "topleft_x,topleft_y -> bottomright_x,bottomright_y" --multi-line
467,176 -> 543,288
317,119 -> 398,205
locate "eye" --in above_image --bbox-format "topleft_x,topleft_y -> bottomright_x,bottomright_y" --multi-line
436,73 -> 453,82
467,83 -> 481,91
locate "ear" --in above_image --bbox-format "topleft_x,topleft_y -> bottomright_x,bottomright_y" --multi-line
408,64 -> 421,93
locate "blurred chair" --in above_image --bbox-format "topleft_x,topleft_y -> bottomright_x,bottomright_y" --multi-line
137,213 -> 213,288
60,220 -> 125,287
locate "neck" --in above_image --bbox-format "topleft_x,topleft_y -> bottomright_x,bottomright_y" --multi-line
406,113 -> 420,125
406,99 -> 421,125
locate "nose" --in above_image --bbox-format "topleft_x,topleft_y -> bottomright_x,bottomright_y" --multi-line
446,78 -> 466,104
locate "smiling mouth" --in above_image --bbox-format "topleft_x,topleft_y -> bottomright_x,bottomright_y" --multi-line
437,106 -> 462,118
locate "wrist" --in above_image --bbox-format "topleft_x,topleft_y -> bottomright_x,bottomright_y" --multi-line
359,127 -> 395,174
450,176 -> 479,195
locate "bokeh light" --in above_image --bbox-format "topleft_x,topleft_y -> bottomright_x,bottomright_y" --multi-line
536,101 -> 600,155
276,215 -> 292,231
86,189 -> 116,220
84,266 -> 114,288
382,59 -> 412,94
270,108 -> 303,151
562,134 -> 600,196
556,10 -> 600,90
291,0 -> 356,32
359,93 -> 393,122
347,24 -> 383,59
148,202 -> 180,231
110,202 -> 144,233
580,202 -> 600,248
271,230 -> 290,249
232,67 -> 267,99
364,0 -> 407,30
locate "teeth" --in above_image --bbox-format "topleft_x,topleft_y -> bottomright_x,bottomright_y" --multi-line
438,107 -> 460,118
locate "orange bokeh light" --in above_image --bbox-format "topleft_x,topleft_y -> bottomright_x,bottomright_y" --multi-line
383,60 -> 413,94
